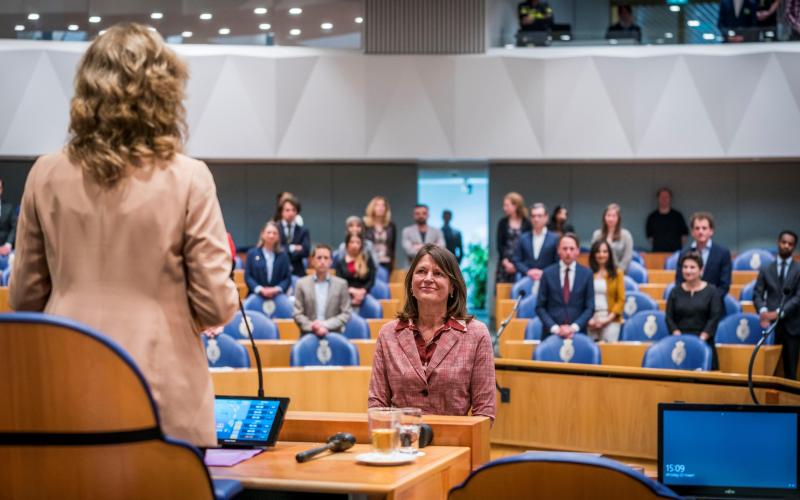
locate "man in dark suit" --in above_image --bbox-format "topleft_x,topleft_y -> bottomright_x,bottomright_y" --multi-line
441,210 -> 463,264
536,233 -> 594,341
0,178 -> 17,256
513,203 -> 559,284
277,197 -> 310,276
675,212 -> 732,297
754,230 -> 800,379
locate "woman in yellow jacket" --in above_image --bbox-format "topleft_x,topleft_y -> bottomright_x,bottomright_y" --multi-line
587,240 -> 625,342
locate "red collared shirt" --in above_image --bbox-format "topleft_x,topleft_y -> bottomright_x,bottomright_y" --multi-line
397,318 -> 467,367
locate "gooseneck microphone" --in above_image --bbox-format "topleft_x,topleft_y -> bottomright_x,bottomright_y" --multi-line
295,433 -> 356,463
230,260 -> 265,398
748,286 -> 792,405
493,289 -> 526,355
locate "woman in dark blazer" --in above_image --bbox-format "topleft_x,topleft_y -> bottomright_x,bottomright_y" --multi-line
496,192 -> 532,283
245,220 -> 292,297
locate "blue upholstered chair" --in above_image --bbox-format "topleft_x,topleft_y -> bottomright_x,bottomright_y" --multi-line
357,294 -> 383,319
376,266 -> 390,283
524,317 -> 543,340
517,295 -> 537,319
511,276 -> 534,300
0,267 -> 9,286
739,280 -> 756,301
203,333 -> 250,368
620,311 -> 669,342
290,332 -> 359,367
626,261 -> 649,284
733,249 -> 775,271
724,294 -> 742,317
642,335 -> 712,371
234,255 -> 243,270
369,280 -> 391,300
663,282 -> 675,300
623,275 -> 639,292
533,333 -> 601,365
0,254 -> 8,271
664,251 -> 680,270
289,275 -> 299,295
631,250 -> 645,265
222,311 -> 278,340
0,312 -> 242,499
622,291 -> 658,320
243,293 -> 293,319
716,313 -> 772,345
343,313 -> 370,340
448,451 -> 680,500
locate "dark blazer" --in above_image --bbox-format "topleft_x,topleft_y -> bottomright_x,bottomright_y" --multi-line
754,259 -> 800,335
496,217 -> 532,256
244,247 -> 292,295
0,201 -> 16,246
442,224 -> 463,263
278,222 -> 310,276
718,0 -> 758,30
675,244 -> 732,296
512,230 -> 559,275
535,262 -> 595,339
334,254 -> 376,291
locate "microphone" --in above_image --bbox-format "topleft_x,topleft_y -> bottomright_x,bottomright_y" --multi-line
295,433 -> 356,463
494,289 -> 526,350
748,286 -> 792,405
230,258 -> 265,399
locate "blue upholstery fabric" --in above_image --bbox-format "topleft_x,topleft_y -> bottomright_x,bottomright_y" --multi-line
622,291 -> 659,320
357,294 -> 383,319
626,261 -> 649,284
369,280 -> 391,300
202,333 -> 250,368
620,311 -> 669,342
739,280 -> 755,301
724,294 -> 742,317
511,276 -> 534,300
243,293 -> 293,319
524,317 -> 543,340
376,266 -> 390,283
0,254 -> 8,271
733,249 -> 775,271
631,250 -> 644,265
1,267 -> 9,286
290,332 -> 359,367
533,333 -> 601,364
623,275 -> 639,292
343,313 -> 370,340
212,479 -> 244,500
663,283 -> 675,300
517,295 -> 537,319
664,250 -> 680,270
642,335 -> 712,371
223,311 -> 278,340
716,313 -> 772,345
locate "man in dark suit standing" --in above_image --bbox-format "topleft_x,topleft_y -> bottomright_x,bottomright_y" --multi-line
536,233 -> 594,341
513,203 -> 559,285
0,178 -> 17,256
441,210 -> 463,264
754,230 -> 800,379
675,212 -> 732,297
277,197 -> 310,276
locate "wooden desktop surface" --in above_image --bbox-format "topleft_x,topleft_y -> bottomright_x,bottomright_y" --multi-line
209,442 -> 470,499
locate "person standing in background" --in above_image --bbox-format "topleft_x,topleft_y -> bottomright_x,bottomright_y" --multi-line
364,196 -> 397,272
278,196 -> 310,276
0,178 -> 16,256
592,203 -> 634,272
513,203 -> 559,291
401,204 -> 445,264
496,192 -> 531,283
547,205 -> 574,237
442,209 -> 464,264
675,212 -> 732,297
646,187 -> 689,253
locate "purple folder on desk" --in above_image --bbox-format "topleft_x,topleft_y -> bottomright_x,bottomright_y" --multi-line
205,448 -> 263,467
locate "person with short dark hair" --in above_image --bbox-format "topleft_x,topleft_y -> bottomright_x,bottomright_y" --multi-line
513,202 -> 559,285
675,212 -> 732,297
401,204 -> 445,264
245,220 -> 292,297
718,0 -> 759,40
605,5 -> 642,41
754,230 -> 800,379
666,251 -> 724,369
591,203 -> 634,272
547,205 -> 575,236
441,209 -> 464,264
368,244 -> 496,420
646,187 -> 689,252
587,240 -> 625,342
293,245 -> 351,336
277,196 -> 310,276
0,178 -> 16,256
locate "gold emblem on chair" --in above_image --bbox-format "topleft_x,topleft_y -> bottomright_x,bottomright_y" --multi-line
238,315 -> 254,338
736,319 -> 750,342
206,338 -> 221,364
624,296 -> 638,317
559,338 -> 575,362
644,314 -> 658,339
749,253 -> 761,270
671,340 -> 686,366
262,299 -> 276,316
316,338 -> 333,364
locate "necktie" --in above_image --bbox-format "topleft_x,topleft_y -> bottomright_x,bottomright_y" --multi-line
563,266 -> 571,304
287,224 -> 294,242
779,261 -> 786,287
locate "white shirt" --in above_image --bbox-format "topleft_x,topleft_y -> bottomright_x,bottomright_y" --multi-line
550,260 -> 580,335
532,227 -> 547,260
691,240 -> 712,268
313,274 -> 331,321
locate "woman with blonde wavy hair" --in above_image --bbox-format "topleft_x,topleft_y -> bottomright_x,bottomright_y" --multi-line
363,196 -> 396,272
9,23 -> 238,448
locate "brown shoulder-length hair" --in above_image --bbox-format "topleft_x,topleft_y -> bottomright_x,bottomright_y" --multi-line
504,192 -> 528,220
67,23 -> 188,187
398,244 -> 473,324
588,239 -> 617,276
601,203 -> 622,241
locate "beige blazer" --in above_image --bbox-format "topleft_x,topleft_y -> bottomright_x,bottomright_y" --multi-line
292,274 -> 352,333
9,152 -> 238,447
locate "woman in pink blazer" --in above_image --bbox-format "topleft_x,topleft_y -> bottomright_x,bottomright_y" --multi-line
368,244 -> 496,421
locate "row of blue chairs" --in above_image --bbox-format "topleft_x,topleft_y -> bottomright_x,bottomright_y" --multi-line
664,248 -> 775,271
220,310 -> 372,342
242,292 -> 384,320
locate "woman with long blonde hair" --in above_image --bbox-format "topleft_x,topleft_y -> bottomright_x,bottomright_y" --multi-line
364,196 -> 396,272
245,220 -> 292,297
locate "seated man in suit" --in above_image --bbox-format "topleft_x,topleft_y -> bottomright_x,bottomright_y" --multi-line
513,203 -> 559,286
401,204 -> 445,264
293,244 -> 352,337
675,212 -> 732,297
0,178 -> 17,256
754,230 -> 800,379
535,233 -> 595,341
277,196 -> 310,277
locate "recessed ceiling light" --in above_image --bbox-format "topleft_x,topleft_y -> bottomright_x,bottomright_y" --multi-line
151,12 -> 163,20
98,29 -> 107,35
702,33 -> 715,40
199,13 -> 212,20
254,7 -> 268,15
321,22 -> 333,30
289,7 -> 303,15
289,28 -> 301,36
669,5 -> 680,12
355,16 -> 364,24
27,13 -> 40,21
665,32 -> 674,38
14,25 -> 24,31
259,23 -> 272,30
687,20 -> 700,27
182,31 -> 193,38
68,24 -> 79,31
218,27 -> 230,35
89,16 -> 101,23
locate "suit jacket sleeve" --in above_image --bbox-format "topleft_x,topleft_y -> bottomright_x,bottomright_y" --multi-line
275,253 -> 292,292
8,159 -> 51,311
718,248 -> 732,296
496,217 -> 507,255
244,248 -> 260,294
665,289 -> 678,332
292,281 -> 314,332
434,227 -> 446,247
574,273 -> 595,331
469,326 -> 497,421
401,227 -> 416,259
782,275 -> 800,319
368,332 -> 392,408
512,235 -> 529,274
535,272 -> 557,332
753,267 -> 768,312
609,270 -> 625,317
619,230 -> 633,271
365,256 -> 376,291
675,250 -> 685,286
322,280 -> 352,331
298,228 -> 310,259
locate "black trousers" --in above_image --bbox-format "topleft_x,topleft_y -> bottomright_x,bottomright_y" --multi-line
777,324 -> 800,380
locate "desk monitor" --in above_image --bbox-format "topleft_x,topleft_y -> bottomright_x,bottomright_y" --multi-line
214,396 -> 289,448
658,403 -> 800,499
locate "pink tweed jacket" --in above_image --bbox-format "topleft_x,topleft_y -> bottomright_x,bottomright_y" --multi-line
368,318 -> 496,420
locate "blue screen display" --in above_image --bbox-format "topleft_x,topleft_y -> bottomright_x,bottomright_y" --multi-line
662,410 -> 797,489
215,399 -> 281,443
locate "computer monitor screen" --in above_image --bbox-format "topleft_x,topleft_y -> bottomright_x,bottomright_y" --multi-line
214,396 -> 289,448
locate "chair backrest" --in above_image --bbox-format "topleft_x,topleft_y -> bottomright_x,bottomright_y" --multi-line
517,294 -> 537,319
524,317 -> 543,340
290,332 -> 359,367
663,283 -> 675,300
623,275 -> 639,292
358,294 -> 383,319
631,250 -> 644,265
620,311 -> 670,342
223,310 -> 278,340
739,280 -> 756,301
376,265 -> 390,283
203,333 -> 251,368
715,313 -> 772,345
733,249 -> 775,271
244,293 -> 293,319
625,261 -> 649,284
511,277 -> 533,300
289,275 -> 299,295
234,255 -> 243,270
369,280 -> 391,300
0,312 -> 218,499
642,335 -> 712,371
0,268 -> 9,287
664,250 -> 680,270
343,313 -> 370,340
724,294 -> 741,317
0,254 -> 8,271
623,291 -> 658,320
533,333 -> 601,364
448,451 -> 681,500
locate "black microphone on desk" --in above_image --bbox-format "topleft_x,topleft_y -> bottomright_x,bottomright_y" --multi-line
230,259 -> 265,398
295,433 -> 356,463
748,286 -> 791,405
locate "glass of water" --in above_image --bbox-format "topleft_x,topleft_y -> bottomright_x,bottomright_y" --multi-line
398,407 -> 422,454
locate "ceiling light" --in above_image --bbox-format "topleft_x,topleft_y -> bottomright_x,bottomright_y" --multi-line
199,13 -> 212,20
687,20 -> 700,27
289,7 -> 303,15
14,25 -> 24,31
218,27 -> 230,35
665,32 -> 674,38
254,7 -> 268,15
669,5 -> 680,12
702,33 -> 715,40
27,13 -> 40,21
182,31 -> 193,38
259,23 -> 271,30
289,28 -> 301,36
89,16 -> 101,23
321,22 -> 333,30
68,24 -> 79,31
151,12 -> 163,20
355,16 -> 364,24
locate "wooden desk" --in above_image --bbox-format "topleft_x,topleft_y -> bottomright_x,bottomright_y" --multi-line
281,411 -> 491,469
389,283 -> 406,305
0,286 -> 10,313
380,299 -> 400,319
390,269 -> 407,284
369,318 -> 392,338
210,442 -> 470,499
492,359 -> 800,460
642,253 -> 670,270
241,339 -> 377,367
274,319 -> 301,340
